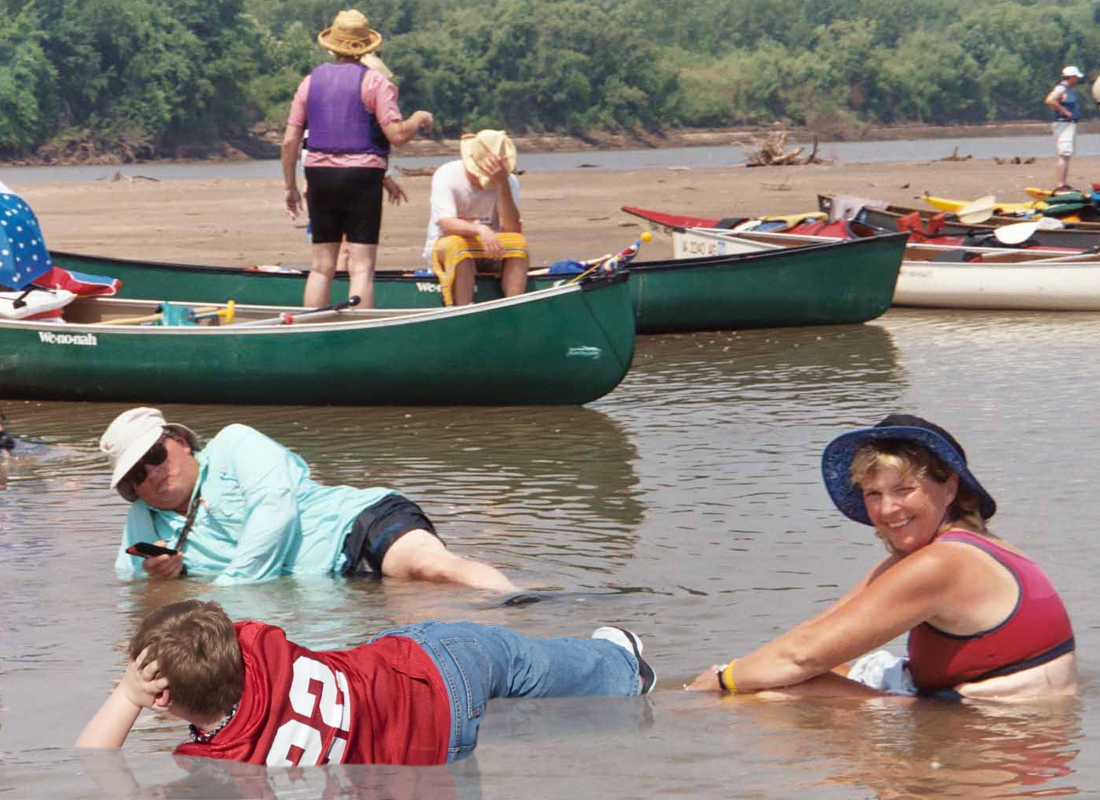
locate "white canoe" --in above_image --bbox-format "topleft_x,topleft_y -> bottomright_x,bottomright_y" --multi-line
892,260 -> 1100,310
672,228 -> 1100,311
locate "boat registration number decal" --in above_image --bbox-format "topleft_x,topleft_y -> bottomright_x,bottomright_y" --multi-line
676,237 -> 727,258
38,331 -> 98,346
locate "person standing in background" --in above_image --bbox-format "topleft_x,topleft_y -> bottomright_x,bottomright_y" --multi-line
1045,66 -> 1084,191
281,10 -> 432,308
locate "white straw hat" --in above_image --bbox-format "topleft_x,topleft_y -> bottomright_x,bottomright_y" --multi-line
100,407 -> 197,498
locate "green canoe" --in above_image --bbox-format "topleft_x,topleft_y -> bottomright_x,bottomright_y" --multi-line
49,231 -> 905,333
0,275 -> 635,405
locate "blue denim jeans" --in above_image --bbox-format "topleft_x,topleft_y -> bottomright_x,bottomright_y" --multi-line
369,621 -> 643,762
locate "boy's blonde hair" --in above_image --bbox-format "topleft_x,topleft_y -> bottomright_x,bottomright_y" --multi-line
129,600 -> 244,719
850,440 -> 990,542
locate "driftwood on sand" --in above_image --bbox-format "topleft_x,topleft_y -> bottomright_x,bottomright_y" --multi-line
993,156 -> 1037,165
96,170 -> 160,183
742,130 -> 830,167
395,166 -> 438,178
938,146 -> 972,162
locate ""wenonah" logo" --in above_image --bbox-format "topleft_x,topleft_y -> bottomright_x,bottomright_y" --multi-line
38,330 -> 98,346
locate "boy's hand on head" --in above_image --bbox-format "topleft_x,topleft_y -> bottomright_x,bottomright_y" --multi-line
120,648 -> 170,710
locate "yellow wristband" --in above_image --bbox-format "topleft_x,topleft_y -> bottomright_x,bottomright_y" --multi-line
716,660 -> 738,693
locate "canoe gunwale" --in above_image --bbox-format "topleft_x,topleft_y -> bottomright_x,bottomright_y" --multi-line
623,230 -> 910,273
7,273 -> 629,336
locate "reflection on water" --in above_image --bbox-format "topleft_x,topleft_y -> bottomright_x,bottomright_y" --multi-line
2,310 -> 1099,797
730,694 -> 1083,799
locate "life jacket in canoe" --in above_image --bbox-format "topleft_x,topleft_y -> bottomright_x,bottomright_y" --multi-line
784,219 -> 879,239
894,211 -> 949,242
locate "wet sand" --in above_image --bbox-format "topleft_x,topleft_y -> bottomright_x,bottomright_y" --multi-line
16,152 -> 1089,270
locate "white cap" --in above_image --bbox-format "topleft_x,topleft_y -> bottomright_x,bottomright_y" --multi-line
1063,66 -> 1084,79
100,407 -> 197,497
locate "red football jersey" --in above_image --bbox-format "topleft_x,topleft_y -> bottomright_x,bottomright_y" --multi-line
174,622 -> 450,766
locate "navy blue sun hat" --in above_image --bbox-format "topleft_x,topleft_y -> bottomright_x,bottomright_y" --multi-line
821,414 -> 997,526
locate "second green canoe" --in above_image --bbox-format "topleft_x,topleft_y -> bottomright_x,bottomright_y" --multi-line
50,232 -> 907,333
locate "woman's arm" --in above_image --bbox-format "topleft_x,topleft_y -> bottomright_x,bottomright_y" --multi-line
697,546 -> 958,692
786,553 -> 900,633
382,111 -> 433,146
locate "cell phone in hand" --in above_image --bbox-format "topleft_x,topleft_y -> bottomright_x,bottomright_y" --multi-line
126,542 -> 179,558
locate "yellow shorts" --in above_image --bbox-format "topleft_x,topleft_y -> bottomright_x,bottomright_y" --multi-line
430,233 -> 529,306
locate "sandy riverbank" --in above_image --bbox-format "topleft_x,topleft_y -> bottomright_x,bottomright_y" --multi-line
16,150 -> 1093,270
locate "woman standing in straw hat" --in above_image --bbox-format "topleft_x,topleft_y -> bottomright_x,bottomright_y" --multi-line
687,414 -> 1076,701
281,10 -> 433,309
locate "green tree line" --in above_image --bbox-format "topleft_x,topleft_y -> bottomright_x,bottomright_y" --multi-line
2,0 -> 1099,159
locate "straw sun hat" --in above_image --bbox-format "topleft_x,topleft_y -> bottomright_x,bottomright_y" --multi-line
460,130 -> 517,189
318,10 -> 383,57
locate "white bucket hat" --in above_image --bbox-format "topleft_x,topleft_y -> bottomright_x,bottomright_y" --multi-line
460,130 -> 517,189
100,407 -> 198,499
1062,66 -> 1084,79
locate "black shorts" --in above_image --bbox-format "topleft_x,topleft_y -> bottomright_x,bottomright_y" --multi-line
304,166 -> 385,245
342,494 -> 442,575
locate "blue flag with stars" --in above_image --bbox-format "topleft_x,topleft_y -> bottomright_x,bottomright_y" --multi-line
0,193 -> 52,290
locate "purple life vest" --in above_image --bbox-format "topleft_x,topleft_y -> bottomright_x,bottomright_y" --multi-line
305,62 -> 391,157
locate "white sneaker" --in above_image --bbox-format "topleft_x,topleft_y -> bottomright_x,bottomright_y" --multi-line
591,626 -> 656,694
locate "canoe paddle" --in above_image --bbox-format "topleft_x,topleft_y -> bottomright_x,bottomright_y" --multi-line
992,221 -> 1040,246
95,302 -> 235,326
233,295 -> 362,327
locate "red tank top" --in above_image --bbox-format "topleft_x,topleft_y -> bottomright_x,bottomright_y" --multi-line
907,531 -> 1075,692
174,622 -> 450,766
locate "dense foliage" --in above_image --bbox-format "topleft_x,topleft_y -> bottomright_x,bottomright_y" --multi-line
2,0 -> 1099,158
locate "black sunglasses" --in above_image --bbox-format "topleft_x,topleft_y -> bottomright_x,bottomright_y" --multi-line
122,435 -> 170,488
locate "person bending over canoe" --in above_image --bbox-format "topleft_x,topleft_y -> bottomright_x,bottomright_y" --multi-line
422,129 -> 529,306
281,10 -> 433,309
687,414 -> 1076,701
100,408 -> 514,591
77,599 -> 656,764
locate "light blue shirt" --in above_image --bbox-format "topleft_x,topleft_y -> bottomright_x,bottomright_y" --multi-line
114,424 -> 394,585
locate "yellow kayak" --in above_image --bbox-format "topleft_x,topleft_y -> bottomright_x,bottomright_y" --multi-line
919,194 -> 1044,214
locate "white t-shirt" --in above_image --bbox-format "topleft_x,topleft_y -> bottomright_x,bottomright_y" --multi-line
422,159 -> 521,261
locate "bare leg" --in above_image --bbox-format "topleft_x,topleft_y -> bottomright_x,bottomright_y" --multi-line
380,530 -> 516,591
500,256 -> 528,297
303,242 -> 341,307
336,237 -> 350,273
1056,156 -> 1071,187
344,242 -> 378,309
452,258 -> 476,306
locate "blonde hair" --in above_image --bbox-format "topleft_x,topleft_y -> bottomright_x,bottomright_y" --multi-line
849,440 -> 989,551
129,600 -> 243,719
